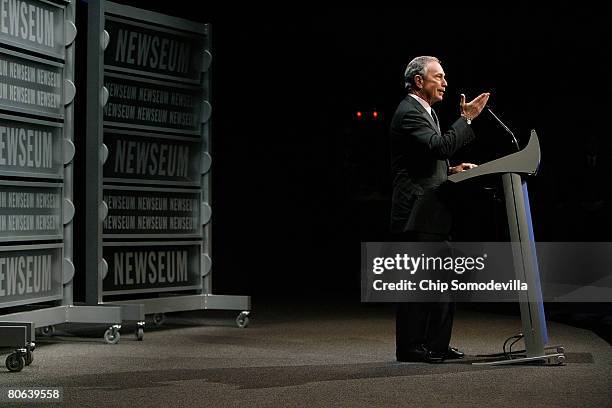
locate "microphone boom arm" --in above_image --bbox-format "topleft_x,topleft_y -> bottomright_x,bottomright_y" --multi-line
487,107 -> 520,151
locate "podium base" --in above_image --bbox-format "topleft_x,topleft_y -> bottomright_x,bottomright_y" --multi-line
472,346 -> 566,366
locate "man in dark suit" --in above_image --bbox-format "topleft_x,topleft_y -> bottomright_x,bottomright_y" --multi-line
390,56 -> 489,363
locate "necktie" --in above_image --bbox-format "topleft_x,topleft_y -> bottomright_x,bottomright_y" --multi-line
431,109 -> 450,170
431,109 -> 440,132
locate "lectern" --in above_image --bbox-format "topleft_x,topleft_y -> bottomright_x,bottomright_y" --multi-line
449,130 -> 565,365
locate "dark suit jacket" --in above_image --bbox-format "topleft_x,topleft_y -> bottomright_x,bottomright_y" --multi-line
390,94 -> 475,234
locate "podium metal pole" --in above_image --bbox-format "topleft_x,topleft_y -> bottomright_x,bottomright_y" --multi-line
502,173 -> 547,358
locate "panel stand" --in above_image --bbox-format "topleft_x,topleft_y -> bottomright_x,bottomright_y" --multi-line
92,2 -> 250,333
0,322 -> 35,372
1,0 -> 128,347
108,295 -> 251,329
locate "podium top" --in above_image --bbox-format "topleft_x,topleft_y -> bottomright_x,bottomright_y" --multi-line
448,130 -> 541,183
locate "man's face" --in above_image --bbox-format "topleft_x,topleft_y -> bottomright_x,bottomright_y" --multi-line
417,61 -> 447,105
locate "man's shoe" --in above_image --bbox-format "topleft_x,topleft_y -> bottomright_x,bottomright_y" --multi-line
398,345 -> 446,363
445,347 -> 465,359
396,345 -> 427,362
424,350 -> 446,363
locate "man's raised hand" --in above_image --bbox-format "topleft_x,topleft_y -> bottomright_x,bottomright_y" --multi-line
460,93 -> 490,121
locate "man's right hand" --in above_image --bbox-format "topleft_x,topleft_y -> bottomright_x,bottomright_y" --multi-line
460,93 -> 490,121
449,163 -> 478,175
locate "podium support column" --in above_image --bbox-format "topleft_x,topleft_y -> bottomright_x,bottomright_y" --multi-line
502,173 -> 547,357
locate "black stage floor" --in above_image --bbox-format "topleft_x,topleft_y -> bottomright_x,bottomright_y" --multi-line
1,299 -> 610,407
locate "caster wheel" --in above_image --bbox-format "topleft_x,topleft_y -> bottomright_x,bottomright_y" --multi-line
236,311 -> 250,328
6,353 -> 24,372
152,313 -> 165,326
24,350 -> 33,366
104,328 -> 121,344
556,355 -> 566,365
136,327 -> 144,341
41,325 -> 55,337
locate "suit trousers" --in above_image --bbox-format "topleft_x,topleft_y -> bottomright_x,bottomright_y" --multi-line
394,231 -> 455,356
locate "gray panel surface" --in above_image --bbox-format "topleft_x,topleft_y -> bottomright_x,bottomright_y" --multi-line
0,181 -> 62,241
0,243 -> 63,308
0,0 -> 66,59
0,48 -> 64,118
102,185 -> 201,237
102,241 -> 202,295
0,113 -> 63,179
103,130 -> 201,185
103,72 -> 203,134
104,16 -> 205,83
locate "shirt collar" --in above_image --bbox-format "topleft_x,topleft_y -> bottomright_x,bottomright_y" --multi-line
408,93 -> 432,115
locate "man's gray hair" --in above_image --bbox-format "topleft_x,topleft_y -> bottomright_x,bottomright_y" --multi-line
404,56 -> 440,90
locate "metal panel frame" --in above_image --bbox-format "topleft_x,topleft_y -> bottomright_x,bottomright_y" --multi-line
0,0 -> 124,344
85,0 -> 105,306
1,305 -> 122,326
91,1 -> 249,329
110,294 -> 251,315
104,2 -> 207,35
0,47 -> 64,68
201,26 -> 213,296
1,0 -> 125,339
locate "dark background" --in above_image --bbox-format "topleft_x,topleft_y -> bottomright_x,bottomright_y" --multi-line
74,3 -> 612,333
202,6 -> 612,298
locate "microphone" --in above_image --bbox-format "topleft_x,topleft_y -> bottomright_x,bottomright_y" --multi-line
485,106 -> 520,151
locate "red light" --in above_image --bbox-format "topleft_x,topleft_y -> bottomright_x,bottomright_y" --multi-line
372,111 -> 378,119
356,111 -> 362,119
